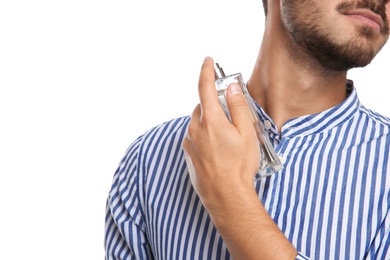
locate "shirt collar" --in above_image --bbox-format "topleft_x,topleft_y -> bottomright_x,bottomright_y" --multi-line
252,80 -> 359,138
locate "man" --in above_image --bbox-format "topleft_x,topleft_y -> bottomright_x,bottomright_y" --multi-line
105,0 -> 390,259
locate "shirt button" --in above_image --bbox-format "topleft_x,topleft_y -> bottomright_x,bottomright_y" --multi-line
264,120 -> 272,130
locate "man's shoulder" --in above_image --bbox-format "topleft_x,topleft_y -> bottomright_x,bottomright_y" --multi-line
116,115 -> 191,178
129,116 -> 191,159
141,115 -> 191,143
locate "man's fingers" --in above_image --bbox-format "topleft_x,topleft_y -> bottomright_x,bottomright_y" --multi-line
226,83 -> 254,131
198,57 -> 220,112
187,104 -> 201,139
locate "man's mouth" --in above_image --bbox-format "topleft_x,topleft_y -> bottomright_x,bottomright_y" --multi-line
344,9 -> 384,30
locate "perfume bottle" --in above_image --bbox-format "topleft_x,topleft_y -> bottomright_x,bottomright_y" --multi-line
214,63 -> 283,180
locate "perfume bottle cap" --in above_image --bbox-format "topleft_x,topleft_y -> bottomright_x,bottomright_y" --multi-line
214,63 -> 225,79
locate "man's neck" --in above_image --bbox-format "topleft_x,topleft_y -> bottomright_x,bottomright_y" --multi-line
247,29 -> 348,132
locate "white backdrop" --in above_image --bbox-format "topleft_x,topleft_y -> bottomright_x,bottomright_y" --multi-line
0,1 -> 389,259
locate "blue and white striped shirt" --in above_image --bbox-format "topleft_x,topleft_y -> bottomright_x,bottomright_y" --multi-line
105,81 -> 390,259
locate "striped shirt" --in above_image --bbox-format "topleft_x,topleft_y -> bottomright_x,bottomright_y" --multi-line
105,81 -> 390,259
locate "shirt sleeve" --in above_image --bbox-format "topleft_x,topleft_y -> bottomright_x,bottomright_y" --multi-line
104,136 -> 153,259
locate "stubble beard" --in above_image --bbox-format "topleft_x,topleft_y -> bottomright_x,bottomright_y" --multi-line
281,0 -> 389,72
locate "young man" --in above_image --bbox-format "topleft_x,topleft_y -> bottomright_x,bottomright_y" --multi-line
105,0 -> 390,259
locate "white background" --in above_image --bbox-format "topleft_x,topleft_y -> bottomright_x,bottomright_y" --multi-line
0,1 -> 388,259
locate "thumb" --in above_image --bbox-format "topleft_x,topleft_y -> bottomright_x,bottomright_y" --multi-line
226,83 -> 255,131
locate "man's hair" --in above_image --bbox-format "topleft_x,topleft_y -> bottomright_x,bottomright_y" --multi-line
262,0 -> 268,16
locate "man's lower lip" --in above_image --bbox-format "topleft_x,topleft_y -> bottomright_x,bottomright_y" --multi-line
346,14 -> 381,31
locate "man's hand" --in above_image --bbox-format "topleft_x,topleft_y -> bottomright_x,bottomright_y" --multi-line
183,56 -> 260,213
182,56 -> 298,260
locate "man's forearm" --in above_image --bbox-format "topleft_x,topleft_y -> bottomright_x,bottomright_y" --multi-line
206,187 -> 298,260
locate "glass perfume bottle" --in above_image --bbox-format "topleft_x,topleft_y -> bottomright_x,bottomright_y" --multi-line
214,63 -> 283,180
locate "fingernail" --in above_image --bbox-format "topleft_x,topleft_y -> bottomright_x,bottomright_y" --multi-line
229,83 -> 242,95
204,56 -> 212,62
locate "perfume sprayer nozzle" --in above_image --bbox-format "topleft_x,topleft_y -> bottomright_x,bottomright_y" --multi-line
214,63 -> 226,79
